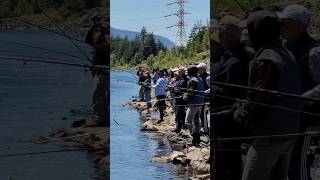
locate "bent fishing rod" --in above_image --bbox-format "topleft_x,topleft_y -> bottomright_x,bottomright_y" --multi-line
0,56 -> 109,70
0,40 -> 88,62
12,18 -> 109,55
211,81 -> 320,103
37,5 -> 93,63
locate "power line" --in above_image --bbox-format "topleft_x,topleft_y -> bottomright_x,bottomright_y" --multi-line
165,0 -> 190,47
111,3 -> 165,12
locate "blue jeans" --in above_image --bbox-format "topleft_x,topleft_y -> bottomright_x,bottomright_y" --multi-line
144,88 -> 151,108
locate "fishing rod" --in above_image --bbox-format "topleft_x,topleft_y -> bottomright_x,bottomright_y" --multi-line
218,131 -> 320,142
0,40 -> 88,62
0,131 -> 108,152
37,4 -> 93,63
13,18 -> 110,54
119,78 -> 320,116
0,147 -> 107,158
211,81 -> 320,103
0,55 -> 109,71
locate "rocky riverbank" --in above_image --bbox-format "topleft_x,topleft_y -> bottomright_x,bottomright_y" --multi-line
127,99 -> 210,180
32,125 -> 109,176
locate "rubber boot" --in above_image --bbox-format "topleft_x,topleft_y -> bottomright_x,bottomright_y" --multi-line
188,133 -> 200,147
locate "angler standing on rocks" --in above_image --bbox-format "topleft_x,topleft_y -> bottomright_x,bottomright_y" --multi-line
85,16 -> 110,127
197,63 -> 210,135
210,15 -> 252,180
277,5 -> 320,180
152,69 -> 169,124
184,65 -> 205,146
170,67 -> 189,133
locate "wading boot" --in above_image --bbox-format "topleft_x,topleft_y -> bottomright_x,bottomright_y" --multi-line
188,133 -> 200,147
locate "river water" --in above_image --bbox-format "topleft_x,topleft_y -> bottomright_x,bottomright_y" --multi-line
0,31 -> 103,180
0,30 -> 189,180
110,71 -> 191,180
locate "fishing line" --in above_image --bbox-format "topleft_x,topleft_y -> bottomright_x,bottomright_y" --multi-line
0,40 -> 89,62
0,147 -> 107,158
0,131 -> 108,152
13,18 -> 109,54
0,55 -> 110,71
38,5 -> 93,63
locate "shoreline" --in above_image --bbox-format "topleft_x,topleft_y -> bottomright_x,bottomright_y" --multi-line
31,124 -> 109,176
126,97 -> 210,180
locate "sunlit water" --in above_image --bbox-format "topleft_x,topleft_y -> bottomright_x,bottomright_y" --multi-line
110,71 -> 191,179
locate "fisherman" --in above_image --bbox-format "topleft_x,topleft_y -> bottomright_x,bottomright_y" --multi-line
184,65 -> 205,146
85,15 -> 102,47
152,69 -> 168,124
278,5 -> 320,180
210,15 -> 253,180
197,63 -> 210,135
143,70 -> 152,111
85,17 -> 110,127
170,67 -> 188,133
234,10 -> 302,180
137,67 -> 146,102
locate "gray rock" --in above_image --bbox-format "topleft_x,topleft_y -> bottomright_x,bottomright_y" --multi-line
31,134 -> 49,143
170,143 -> 186,151
151,156 -> 171,163
49,129 -> 68,138
141,121 -> 158,131
70,119 -> 86,128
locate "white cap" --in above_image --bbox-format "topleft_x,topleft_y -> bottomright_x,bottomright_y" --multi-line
171,67 -> 179,72
197,63 -> 208,70
277,4 -> 311,26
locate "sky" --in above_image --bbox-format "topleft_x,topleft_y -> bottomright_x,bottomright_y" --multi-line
110,0 -> 210,45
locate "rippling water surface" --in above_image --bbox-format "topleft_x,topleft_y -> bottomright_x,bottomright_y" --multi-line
0,31 -> 104,180
110,71 -> 191,179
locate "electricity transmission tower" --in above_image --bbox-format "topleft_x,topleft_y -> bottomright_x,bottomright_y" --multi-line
165,0 -> 190,47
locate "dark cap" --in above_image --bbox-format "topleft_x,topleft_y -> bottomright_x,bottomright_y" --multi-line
213,15 -> 241,32
247,10 -> 280,49
277,4 -> 310,26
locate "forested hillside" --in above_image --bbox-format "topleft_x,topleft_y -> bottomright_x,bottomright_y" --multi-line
111,23 -> 210,68
0,0 -> 108,26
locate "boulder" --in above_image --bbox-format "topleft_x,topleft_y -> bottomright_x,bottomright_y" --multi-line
151,156 -> 171,163
200,136 -> 209,144
170,143 -> 186,151
190,174 -> 210,180
32,134 -> 49,143
49,129 -> 68,138
140,120 -> 158,131
70,119 -> 86,128
170,151 -> 185,161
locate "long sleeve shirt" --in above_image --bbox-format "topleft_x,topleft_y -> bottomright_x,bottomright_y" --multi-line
152,77 -> 168,96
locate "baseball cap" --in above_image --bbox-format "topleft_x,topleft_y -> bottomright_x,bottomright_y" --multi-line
171,67 -> 179,72
277,4 -> 311,26
213,15 -> 241,32
197,63 -> 208,70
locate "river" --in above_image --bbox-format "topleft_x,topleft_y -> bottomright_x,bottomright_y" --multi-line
0,30 -> 188,180
110,71 -> 191,179
0,30 -> 103,180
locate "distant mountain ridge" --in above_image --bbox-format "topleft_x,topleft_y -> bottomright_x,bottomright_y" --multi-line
111,27 -> 175,50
